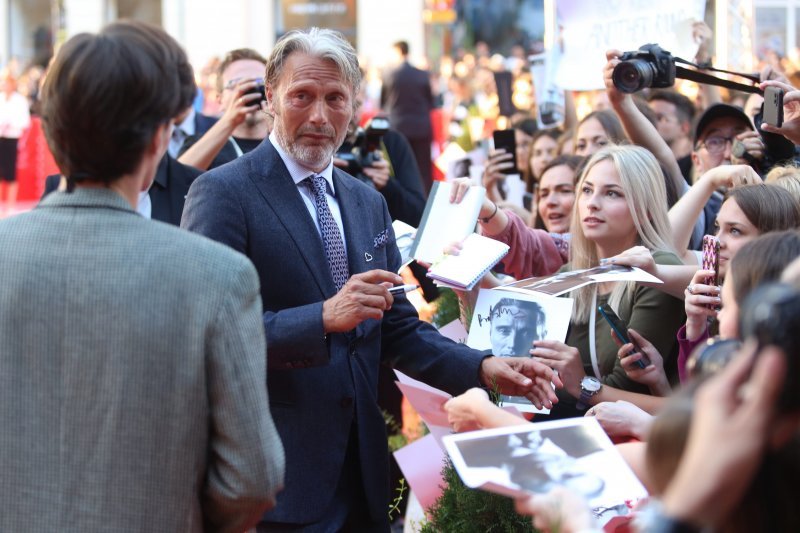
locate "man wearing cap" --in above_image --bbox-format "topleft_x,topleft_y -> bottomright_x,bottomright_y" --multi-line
686,103 -> 765,247
691,103 -> 763,176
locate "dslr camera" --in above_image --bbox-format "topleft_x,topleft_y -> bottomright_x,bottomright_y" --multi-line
337,116 -> 390,187
612,44 -> 676,94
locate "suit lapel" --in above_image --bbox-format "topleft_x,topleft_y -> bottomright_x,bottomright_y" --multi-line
247,142 -> 336,297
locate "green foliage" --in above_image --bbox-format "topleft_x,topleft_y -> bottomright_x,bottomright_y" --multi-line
388,478 -> 408,521
431,288 -> 461,329
420,459 -> 537,533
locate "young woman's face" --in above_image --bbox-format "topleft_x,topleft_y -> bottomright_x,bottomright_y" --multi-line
575,117 -> 610,157
715,198 -> 759,278
578,159 -> 637,254
717,272 -> 739,339
515,129 -> 532,175
529,135 -> 558,180
537,164 -> 576,234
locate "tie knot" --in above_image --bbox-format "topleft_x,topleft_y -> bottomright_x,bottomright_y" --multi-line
305,175 -> 328,197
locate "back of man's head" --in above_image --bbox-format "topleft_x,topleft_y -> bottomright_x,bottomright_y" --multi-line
393,41 -> 410,57
41,20 -> 186,185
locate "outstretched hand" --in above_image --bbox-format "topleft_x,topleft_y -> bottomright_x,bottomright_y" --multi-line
760,79 -> 800,145
478,356 -> 562,411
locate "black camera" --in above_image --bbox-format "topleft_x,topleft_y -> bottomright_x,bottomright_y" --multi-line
739,282 -> 800,411
612,44 -> 676,94
337,116 -> 389,186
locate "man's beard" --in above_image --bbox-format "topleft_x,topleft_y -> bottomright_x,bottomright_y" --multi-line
274,121 -> 339,170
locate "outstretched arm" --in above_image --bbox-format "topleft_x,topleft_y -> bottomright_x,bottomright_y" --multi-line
604,49 -> 685,199
668,165 -> 761,254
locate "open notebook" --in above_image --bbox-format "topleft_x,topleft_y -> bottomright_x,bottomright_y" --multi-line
426,233 -> 509,290
410,181 -> 486,265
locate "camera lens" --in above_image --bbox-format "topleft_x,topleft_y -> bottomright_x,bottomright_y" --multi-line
612,59 -> 656,94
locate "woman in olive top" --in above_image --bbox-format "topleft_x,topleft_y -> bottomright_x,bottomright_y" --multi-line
457,145 -> 684,418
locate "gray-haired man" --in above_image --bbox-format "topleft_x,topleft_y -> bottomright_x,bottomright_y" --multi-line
182,27 -> 560,531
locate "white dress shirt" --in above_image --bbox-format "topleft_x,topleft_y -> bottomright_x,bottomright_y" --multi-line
168,108 -> 197,158
269,131 -> 347,252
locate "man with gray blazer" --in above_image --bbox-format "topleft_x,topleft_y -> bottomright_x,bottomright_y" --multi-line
0,21 -> 284,533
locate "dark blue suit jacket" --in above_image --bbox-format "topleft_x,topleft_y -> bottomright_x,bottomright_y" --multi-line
42,154 -> 200,226
181,139 -> 485,524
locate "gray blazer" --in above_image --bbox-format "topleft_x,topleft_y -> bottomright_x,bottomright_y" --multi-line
0,189 -> 284,532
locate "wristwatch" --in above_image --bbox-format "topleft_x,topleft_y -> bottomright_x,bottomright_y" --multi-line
576,376 -> 602,410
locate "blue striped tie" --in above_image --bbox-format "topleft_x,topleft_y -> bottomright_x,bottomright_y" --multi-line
305,175 -> 349,290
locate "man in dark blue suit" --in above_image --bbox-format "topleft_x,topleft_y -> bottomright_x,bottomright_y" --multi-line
181,27 -> 560,532
381,40 -> 434,193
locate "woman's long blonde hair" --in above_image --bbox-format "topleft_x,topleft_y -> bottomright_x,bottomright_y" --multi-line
569,145 -> 676,323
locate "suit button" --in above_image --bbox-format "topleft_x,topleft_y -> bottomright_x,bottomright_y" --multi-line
340,397 -> 353,408
349,346 -> 357,357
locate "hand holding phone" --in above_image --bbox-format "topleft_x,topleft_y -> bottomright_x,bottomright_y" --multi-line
492,129 -> 519,174
598,303 -> 651,369
763,86 -> 784,128
701,235 -> 721,312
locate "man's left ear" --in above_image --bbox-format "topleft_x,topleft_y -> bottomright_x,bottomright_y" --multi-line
266,84 -> 276,115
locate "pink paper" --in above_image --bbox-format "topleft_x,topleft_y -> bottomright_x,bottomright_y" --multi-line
394,434 -> 446,512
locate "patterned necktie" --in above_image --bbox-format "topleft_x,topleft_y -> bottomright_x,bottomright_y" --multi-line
304,175 -> 349,290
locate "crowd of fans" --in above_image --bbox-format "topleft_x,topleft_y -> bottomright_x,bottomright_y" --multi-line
1,14 -> 800,533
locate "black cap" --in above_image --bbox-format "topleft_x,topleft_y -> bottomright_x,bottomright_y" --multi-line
693,103 -> 752,145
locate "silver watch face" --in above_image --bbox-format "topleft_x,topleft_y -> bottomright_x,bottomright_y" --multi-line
581,376 -> 602,393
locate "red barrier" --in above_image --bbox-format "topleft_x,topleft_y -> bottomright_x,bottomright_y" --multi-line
15,117 -> 60,202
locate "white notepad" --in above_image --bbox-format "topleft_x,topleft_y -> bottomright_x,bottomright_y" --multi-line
410,181 -> 486,265
426,233 -> 509,290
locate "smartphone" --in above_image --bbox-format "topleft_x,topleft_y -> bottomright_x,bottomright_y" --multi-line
492,129 -> 519,174
245,78 -> 267,103
763,86 -> 784,128
597,303 -> 650,369
701,235 -> 720,288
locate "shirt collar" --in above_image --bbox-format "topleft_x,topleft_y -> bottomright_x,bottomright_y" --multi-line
177,108 -> 196,137
269,131 -> 335,195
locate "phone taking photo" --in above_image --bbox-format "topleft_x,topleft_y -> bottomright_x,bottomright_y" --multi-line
598,303 -> 650,369
763,86 -> 784,128
492,129 -> 519,175
701,234 -> 720,288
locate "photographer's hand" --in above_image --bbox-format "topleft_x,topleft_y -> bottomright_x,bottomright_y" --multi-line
731,131 -> 765,165
760,79 -> 800,145
693,21 -> 713,64
221,78 -> 263,130
362,155 -> 390,190
603,49 -> 630,107
178,78 -> 263,171
483,149 -> 513,203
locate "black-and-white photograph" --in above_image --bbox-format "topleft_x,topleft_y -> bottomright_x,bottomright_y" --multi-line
443,418 -> 647,514
467,289 -> 572,412
501,265 -> 663,297
467,289 -> 573,357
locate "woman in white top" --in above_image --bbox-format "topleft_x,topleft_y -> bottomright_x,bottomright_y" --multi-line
0,74 -> 31,214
